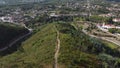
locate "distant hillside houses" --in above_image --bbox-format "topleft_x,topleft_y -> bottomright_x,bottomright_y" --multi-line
50,13 -> 59,17
97,23 -> 120,32
102,23 -> 120,29
113,18 -> 120,22
99,13 -> 115,17
0,16 -> 13,23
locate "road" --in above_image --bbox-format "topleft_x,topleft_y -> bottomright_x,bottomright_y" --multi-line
79,21 -> 120,46
0,24 -> 33,52
82,29 -> 120,46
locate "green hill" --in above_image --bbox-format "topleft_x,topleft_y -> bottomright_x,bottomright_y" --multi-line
0,22 -> 120,68
0,23 -> 29,49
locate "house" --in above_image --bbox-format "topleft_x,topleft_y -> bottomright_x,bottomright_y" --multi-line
113,18 -> 120,22
99,13 -> 115,17
97,23 -> 120,32
50,13 -> 59,17
102,23 -> 116,29
0,16 -> 13,23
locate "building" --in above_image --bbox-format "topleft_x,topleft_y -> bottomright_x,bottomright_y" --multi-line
113,18 -> 120,22
50,13 -> 59,17
97,23 -> 120,32
99,13 -> 115,17
0,16 -> 13,23
102,23 -> 116,29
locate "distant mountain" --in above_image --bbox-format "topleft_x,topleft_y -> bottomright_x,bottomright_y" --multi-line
21,0 -> 44,3
0,0 -> 6,5
107,0 -> 120,2
0,0 -> 119,5
0,0 -> 44,5
0,0 -> 85,5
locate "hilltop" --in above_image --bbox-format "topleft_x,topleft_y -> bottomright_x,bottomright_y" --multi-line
0,22 -> 120,68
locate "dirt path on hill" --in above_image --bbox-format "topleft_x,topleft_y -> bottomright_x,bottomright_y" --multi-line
54,27 -> 61,68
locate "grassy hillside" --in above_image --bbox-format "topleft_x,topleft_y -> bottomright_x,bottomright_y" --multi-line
0,22 -> 120,68
56,22 -> 120,68
0,23 -> 29,48
0,23 -> 56,68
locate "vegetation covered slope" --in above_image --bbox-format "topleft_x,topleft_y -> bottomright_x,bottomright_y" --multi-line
0,22 -> 120,68
0,23 -> 29,48
56,22 -> 120,68
0,23 -> 57,68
